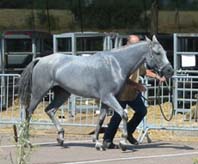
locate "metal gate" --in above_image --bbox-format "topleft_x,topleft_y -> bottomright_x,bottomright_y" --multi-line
138,33 -> 198,142
138,75 -> 198,142
0,73 -> 106,127
0,74 -> 21,124
0,33 -> 198,143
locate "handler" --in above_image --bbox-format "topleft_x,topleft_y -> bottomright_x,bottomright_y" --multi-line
103,35 -> 166,149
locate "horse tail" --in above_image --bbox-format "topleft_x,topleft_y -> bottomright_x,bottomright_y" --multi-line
18,58 -> 40,107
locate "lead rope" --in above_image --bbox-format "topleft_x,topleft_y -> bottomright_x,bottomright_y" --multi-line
156,80 -> 174,121
140,80 -> 174,121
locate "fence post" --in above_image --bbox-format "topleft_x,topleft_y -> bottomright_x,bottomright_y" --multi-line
195,93 -> 198,122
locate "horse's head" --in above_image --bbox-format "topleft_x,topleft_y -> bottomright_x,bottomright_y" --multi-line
145,35 -> 174,79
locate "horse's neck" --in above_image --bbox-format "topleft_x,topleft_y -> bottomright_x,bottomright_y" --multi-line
114,42 -> 149,76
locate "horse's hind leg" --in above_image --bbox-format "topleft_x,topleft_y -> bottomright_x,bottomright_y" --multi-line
22,91 -> 45,146
93,103 -> 108,151
45,86 -> 70,146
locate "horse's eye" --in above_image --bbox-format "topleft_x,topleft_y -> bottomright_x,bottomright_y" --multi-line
155,51 -> 161,55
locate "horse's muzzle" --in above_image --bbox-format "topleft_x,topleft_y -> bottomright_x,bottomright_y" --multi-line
161,64 -> 174,79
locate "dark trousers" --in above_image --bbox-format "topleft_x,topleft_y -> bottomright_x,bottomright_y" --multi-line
103,93 -> 147,142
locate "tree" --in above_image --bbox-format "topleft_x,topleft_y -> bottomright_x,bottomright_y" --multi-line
69,0 -> 146,31
150,0 -> 159,35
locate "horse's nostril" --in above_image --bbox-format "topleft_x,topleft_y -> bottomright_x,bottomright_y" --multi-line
168,69 -> 174,76
170,68 -> 174,74
168,68 -> 173,73
163,65 -> 174,78
166,65 -> 174,73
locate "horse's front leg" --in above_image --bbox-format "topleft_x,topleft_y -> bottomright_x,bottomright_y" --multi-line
102,94 -> 128,151
119,109 -> 128,151
93,104 -> 108,151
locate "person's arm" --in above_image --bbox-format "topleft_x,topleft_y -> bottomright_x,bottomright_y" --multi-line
146,69 -> 166,83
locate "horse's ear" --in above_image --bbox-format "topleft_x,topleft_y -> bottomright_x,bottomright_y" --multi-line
145,36 -> 151,42
152,35 -> 158,43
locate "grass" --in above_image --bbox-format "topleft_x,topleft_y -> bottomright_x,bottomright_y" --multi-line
1,9 -> 198,33
158,11 -> 198,33
0,9 -> 74,33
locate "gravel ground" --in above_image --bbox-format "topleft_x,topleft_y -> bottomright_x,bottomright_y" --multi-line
0,126 -> 198,164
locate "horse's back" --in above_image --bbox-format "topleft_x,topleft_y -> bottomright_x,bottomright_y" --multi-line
32,52 -> 124,98
32,53 -> 74,85
52,54 -> 103,96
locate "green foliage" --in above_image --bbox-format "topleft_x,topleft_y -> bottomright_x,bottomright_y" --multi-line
37,9 -> 59,30
159,0 -> 198,10
16,121 -> 32,164
25,9 -> 60,31
2,0 -> 198,32
0,0 -> 69,9
73,0 -> 146,30
25,14 -> 35,29
0,0 -> 32,8
1,0 -> 198,11
194,158 -> 198,164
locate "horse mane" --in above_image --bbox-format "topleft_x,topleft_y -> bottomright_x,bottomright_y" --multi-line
110,41 -> 146,53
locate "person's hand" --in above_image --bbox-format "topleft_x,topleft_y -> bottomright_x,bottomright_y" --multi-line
156,75 -> 166,84
135,83 -> 146,92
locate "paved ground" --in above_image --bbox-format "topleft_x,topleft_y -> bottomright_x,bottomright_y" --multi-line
0,133 -> 198,164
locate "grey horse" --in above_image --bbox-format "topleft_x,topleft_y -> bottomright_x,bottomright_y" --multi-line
18,35 -> 174,151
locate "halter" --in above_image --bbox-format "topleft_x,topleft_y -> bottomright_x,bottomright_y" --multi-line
158,63 -> 171,75
147,42 -> 170,75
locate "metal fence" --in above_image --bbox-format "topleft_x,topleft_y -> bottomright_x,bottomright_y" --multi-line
0,74 -> 20,124
138,73 -> 198,143
0,73 -> 107,127
0,74 -> 197,133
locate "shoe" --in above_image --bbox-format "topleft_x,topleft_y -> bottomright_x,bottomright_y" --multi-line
103,140 -> 119,149
127,135 -> 139,145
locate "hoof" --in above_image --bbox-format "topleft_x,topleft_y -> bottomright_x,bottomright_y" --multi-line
92,136 -> 96,143
95,142 -> 106,151
57,138 -> 64,146
57,129 -> 64,146
147,137 -> 152,143
95,145 -> 106,151
119,141 -> 127,151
